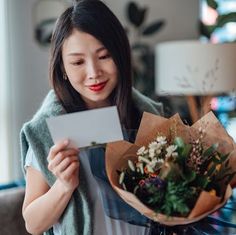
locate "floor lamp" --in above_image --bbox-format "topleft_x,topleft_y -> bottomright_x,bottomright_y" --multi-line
155,40 -> 236,123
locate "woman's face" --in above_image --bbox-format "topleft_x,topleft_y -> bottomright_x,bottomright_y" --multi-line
62,29 -> 118,109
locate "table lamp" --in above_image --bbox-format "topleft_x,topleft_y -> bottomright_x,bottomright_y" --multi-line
155,40 -> 236,123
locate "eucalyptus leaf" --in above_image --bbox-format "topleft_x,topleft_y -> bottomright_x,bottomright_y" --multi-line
142,20 -> 165,36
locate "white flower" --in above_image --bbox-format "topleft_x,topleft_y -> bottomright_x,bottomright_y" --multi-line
156,136 -> 167,145
128,160 -> 135,171
166,145 -> 178,158
146,165 -> 154,173
136,162 -> 144,174
172,152 -> 178,157
147,158 -> 164,171
149,148 -> 156,158
149,141 -> 158,150
138,156 -> 151,164
149,158 -> 158,168
137,146 -> 146,155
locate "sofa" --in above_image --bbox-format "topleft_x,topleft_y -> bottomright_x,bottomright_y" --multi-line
0,187 -> 29,235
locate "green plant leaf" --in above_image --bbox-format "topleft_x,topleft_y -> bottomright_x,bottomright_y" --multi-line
181,168 -> 196,183
127,2 -> 147,28
207,163 -> 217,177
131,42 -> 149,51
209,152 -> 229,165
195,175 -> 209,189
217,13 -> 236,27
199,21 -> 216,39
176,143 -> 191,165
174,137 -> 185,149
203,143 -> 218,158
181,144 -> 192,158
225,159 -> 229,167
142,20 -> 165,36
206,0 -> 218,10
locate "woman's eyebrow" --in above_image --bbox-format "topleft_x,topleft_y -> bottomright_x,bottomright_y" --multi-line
67,52 -> 84,57
67,47 -> 107,56
96,46 -> 106,53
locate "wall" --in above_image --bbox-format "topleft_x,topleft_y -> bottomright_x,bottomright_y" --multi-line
106,0 -> 199,45
7,0 -> 199,180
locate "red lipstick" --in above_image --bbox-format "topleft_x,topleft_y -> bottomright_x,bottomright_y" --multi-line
89,81 -> 107,92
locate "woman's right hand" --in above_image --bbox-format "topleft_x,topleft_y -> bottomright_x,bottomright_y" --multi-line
47,139 -> 79,192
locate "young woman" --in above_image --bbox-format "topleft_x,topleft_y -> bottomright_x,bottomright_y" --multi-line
20,1 -> 162,234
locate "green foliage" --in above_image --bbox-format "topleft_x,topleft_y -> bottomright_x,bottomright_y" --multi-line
118,132 -> 235,217
200,1 -> 236,42
217,13 -> 236,27
206,0 -> 218,10
142,21 -> 165,36
127,2 -> 146,27
125,1 -> 165,96
174,137 -> 191,166
127,1 -> 165,37
203,143 -> 218,158
199,22 -> 216,39
160,181 -> 197,217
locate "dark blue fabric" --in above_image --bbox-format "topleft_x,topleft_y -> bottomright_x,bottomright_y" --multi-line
86,127 -> 236,234
87,147 -> 150,227
0,180 -> 25,190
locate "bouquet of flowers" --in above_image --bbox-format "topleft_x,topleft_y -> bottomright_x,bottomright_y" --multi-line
105,112 -> 236,225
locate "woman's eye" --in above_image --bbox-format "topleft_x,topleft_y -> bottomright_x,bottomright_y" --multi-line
99,54 -> 111,60
71,60 -> 84,66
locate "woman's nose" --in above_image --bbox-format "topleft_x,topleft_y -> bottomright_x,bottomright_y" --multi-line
87,61 -> 102,79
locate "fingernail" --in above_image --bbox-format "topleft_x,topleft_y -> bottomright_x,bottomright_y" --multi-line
64,139 -> 69,145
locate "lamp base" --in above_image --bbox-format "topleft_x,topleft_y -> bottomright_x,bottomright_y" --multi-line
187,96 -> 212,123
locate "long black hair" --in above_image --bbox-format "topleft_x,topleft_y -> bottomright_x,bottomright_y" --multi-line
49,0 -> 140,129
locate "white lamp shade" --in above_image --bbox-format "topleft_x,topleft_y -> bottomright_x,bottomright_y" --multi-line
155,40 -> 236,95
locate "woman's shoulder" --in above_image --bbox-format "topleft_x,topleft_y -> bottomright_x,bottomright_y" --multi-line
33,89 -> 65,121
24,90 -> 65,128
132,87 -> 163,115
20,89 -> 66,143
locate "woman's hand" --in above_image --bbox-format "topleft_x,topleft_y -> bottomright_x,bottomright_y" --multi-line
47,139 -> 79,192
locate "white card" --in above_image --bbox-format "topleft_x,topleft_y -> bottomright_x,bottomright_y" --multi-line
46,106 -> 124,148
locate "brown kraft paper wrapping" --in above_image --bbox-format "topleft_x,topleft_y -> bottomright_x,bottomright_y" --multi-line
105,111 -> 234,225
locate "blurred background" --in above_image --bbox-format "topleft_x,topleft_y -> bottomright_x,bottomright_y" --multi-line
1,0 -> 236,185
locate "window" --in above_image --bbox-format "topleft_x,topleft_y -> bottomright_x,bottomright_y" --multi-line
201,0 -> 236,42
0,0 -> 12,184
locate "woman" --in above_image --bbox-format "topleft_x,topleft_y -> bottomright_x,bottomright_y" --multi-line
20,1 -> 162,234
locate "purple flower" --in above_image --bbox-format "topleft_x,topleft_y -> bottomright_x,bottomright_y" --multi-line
143,176 -> 166,189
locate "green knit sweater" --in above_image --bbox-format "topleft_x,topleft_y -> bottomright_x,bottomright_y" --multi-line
20,88 -> 163,235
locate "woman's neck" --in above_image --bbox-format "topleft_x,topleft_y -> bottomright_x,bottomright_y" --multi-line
85,99 -> 111,110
